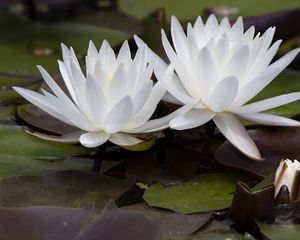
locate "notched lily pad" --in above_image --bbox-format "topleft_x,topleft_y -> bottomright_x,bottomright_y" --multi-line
143,173 -> 253,214
215,127 -> 300,178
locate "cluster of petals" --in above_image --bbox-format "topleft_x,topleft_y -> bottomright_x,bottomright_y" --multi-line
137,15 -> 300,160
14,15 -> 300,160
14,41 -> 181,148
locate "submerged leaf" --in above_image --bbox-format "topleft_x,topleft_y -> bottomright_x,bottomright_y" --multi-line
0,171 -> 135,208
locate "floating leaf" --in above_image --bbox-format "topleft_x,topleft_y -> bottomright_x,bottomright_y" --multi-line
124,203 -> 212,240
143,173 -> 253,214
0,206 -> 91,240
75,201 -> 159,240
0,125 -> 92,179
0,171 -> 135,208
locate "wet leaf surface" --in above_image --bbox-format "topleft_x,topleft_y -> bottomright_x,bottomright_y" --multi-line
143,173 -> 253,214
0,125 -> 93,179
75,201 -> 159,240
0,206 -> 92,240
123,203 -> 212,240
0,171 -> 135,208
215,128 -> 300,178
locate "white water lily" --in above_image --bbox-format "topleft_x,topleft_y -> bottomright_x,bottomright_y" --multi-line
274,159 -> 300,201
136,15 -> 300,160
13,40 -> 182,148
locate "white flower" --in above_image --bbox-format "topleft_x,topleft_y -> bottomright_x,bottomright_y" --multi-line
13,40 -> 183,148
274,159 -> 300,201
136,15 -> 300,160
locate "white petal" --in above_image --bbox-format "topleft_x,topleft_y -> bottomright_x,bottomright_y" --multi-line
130,103 -> 194,133
37,65 -> 72,104
132,80 -> 152,115
170,109 -> 215,130
108,63 -> 126,102
269,48 -> 300,71
229,17 -> 244,42
132,81 -> 166,125
85,74 -> 107,123
213,113 -> 262,160
26,129 -> 83,144
204,15 -> 219,38
117,40 -> 131,63
224,45 -> 249,79
104,95 -> 134,133
109,133 -> 143,146
237,112 -> 300,126
196,47 -> 218,101
79,132 -> 110,148
171,15 -> 188,59
134,35 -> 168,71
13,87 -> 71,125
234,92 -> 300,113
208,76 -> 239,112
42,90 -> 96,131
156,65 -> 195,104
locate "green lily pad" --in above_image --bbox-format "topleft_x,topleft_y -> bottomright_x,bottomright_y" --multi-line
258,222 -> 300,240
0,106 -> 17,123
0,14 -> 129,75
143,173 -> 253,214
119,0 -> 300,21
0,170 -> 135,208
0,124 -> 93,180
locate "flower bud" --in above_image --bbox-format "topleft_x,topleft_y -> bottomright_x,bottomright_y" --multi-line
274,159 -> 300,203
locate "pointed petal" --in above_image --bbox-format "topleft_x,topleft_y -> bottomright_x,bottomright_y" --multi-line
134,35 -> 168,71
117,40 -> 131,66
26,129 -> 83,144
108,63 -> 126,101
208,76 -> 239,112
13,87 -> 71,125
170,109 -> 215,130
205,15 -> 219,38
237,112 -> 300,126
213,113 -> 262,160
224,45 -> 249,79
37,65 -> 71,104
234,92 -> 300,113
196,47 -> 218,101
171,15 -> 188,58
104,95 -> 134,133
79,132 -> 109,148
109,133 -> 143,146
85,74 -> 107,123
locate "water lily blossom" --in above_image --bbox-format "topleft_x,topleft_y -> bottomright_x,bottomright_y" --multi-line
13,40 -> 182,148
138,15 -> 300,160
274,159 -> 300,202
